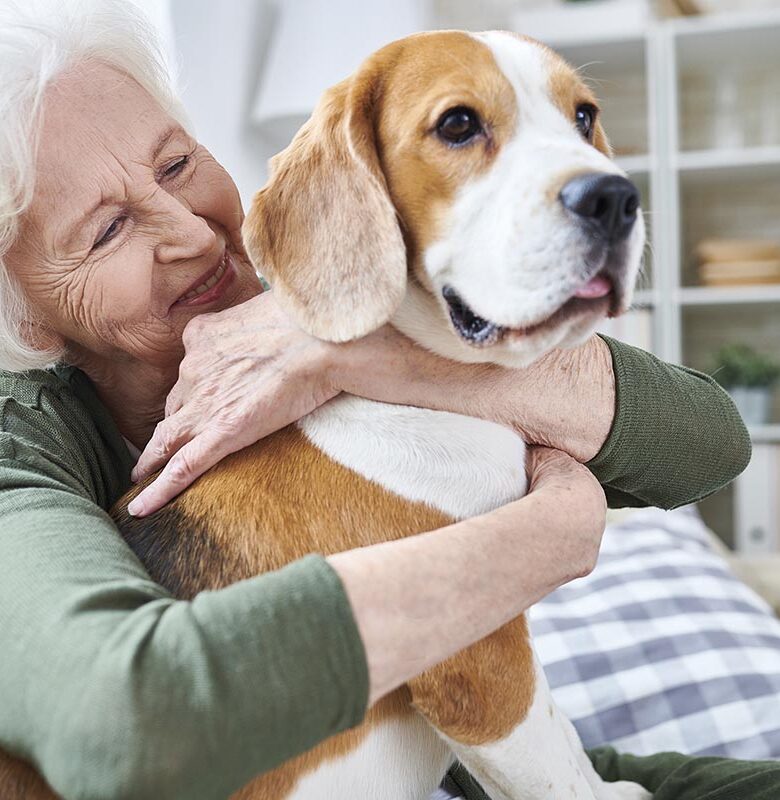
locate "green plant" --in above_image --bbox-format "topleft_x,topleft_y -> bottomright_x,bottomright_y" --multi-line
711,343 -> 780,389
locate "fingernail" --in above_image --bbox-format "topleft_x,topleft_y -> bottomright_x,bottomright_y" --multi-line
127,499 -> 144,517
130,469 -> 138,482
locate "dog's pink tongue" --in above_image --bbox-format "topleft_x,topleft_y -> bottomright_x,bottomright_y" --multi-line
574,275 -> 612,299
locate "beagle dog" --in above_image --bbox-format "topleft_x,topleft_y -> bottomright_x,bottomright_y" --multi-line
0,30 -> 651,800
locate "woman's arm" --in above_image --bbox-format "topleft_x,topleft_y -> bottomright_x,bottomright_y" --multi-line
336,329 -> 752,510
586,747 -> 780,800
335,324 -> 617,463
445,748 -> 780,800
1,375 -> 604,798
0,465 -> 366,799
330,448 -> 605,704
131,292 -> 751,515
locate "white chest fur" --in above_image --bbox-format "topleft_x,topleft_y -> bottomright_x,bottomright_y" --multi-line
286,714 -> 454,800
298,395 -> 528,520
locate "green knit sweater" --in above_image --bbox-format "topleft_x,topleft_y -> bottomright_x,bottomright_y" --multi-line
444,747 -> 780,800
0,337 -> 751,799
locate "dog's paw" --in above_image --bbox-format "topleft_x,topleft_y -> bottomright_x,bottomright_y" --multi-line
599,781 -> 653,800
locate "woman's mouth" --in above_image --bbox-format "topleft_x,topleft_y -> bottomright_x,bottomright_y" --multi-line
174,251 -> 236,309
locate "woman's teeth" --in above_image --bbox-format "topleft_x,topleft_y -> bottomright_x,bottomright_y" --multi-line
181,259 -> 227,300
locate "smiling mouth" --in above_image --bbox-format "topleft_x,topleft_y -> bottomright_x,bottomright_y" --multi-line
180,254 -> 229,302
442,275 -> 615,347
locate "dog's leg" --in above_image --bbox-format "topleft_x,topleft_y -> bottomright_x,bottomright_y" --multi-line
408,618 -> 650,800
434,659 -> 601,800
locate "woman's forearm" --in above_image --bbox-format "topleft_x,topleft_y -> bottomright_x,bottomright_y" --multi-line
336,330 -> 751,508
133,294 -> 615,512
486,335 -> 615,461
334,329 -> 615,462
328,450 -> 605,706
137,289 -> 750,514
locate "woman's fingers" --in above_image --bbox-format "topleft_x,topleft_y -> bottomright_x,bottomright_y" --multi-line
127,431 -> 231,517
164,383 -> 185,418
131,413 -> 192,483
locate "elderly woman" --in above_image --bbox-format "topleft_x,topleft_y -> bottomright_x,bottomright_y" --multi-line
0,2 -> 766,800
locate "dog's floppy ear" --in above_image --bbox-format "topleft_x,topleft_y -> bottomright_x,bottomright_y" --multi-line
243,66 -> 406,342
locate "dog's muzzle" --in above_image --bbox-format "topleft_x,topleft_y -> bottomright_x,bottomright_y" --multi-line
442,173 -> 640,348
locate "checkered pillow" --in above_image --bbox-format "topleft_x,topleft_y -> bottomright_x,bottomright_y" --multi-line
530,505 -> 780,760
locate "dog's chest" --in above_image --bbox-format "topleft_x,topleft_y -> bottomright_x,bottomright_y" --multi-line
298,395 -> 528,520
285,714 -> 453,800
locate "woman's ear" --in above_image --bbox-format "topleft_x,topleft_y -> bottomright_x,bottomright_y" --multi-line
242,64 -> 406,342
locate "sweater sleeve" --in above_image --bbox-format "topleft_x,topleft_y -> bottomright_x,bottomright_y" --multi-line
447,748 -> 780,800
587,747 -> 780,800
587,336 -> 752,510
0,379 -> 368,800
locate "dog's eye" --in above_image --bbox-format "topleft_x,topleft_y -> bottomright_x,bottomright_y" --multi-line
436,107 -> 483,145
575,104 -> 598,141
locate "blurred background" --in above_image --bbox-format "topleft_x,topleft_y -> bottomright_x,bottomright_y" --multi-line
134,0 -> 780,554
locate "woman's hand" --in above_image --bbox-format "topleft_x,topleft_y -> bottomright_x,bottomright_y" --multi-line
524,445 -> 607,580
128,292 -> 339,516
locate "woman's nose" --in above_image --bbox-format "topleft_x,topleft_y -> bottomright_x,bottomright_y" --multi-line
154,193 -> 218,264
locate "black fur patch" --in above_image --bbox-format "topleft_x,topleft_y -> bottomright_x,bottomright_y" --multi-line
112,500 -> 252,600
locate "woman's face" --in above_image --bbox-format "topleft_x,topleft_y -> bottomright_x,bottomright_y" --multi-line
8,61 -> 261,371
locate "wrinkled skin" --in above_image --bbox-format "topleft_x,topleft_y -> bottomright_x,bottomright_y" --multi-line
7,60 -> 262,444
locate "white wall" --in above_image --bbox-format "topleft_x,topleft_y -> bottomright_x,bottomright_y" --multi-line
169,0 -> 278,208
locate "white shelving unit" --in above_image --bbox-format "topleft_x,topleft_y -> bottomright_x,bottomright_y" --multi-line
668,12 -> 780,551
493,8 -> 780,550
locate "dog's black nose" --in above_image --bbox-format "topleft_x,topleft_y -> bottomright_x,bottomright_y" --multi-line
559,174 -> 640,243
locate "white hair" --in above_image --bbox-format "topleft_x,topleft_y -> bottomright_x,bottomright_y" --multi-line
0,0 -> 189,372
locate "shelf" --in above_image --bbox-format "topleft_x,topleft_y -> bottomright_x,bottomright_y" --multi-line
748,425 -> 780,444
676,146 -> 780,181
678,286 -> 780,306
670,8 -> 780,40
509,5 -> 649,53
672,10 -> 780,74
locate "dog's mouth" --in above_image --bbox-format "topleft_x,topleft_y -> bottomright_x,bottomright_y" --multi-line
442,273 -> 617,347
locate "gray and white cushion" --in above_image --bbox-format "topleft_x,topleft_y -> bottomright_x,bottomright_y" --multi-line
530,505 -> 780,760
435,505 -> 780,799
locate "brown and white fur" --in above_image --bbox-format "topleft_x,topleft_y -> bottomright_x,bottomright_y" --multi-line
0,30 -> 651,800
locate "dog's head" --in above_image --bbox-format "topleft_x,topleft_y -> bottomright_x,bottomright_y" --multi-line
243,30 -> 645,367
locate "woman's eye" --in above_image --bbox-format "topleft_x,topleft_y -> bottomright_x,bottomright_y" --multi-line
162,155 -> 189,178
575,104 -> 598,141
92,216 -> 126,251
436,107 -> 483,145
